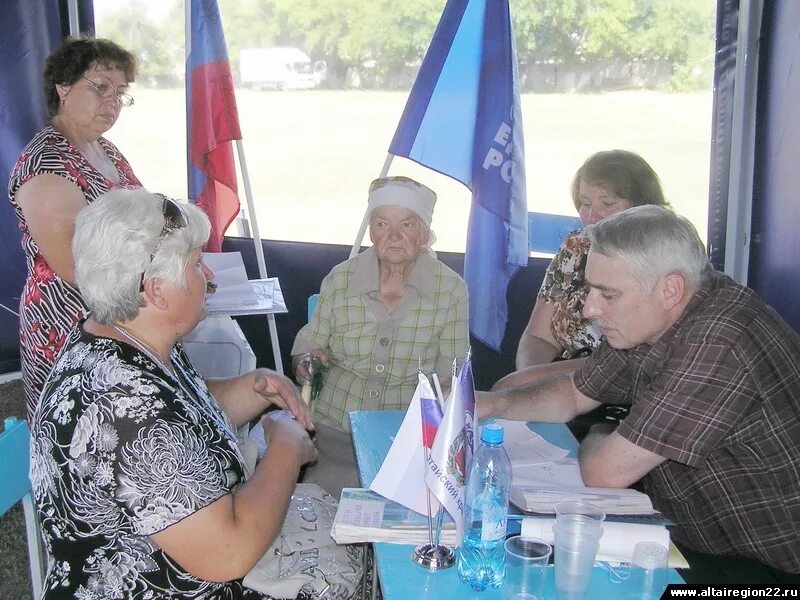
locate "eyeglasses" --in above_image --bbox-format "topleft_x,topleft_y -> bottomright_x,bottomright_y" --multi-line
139,195 -> 188,292
82,76 -> 134,107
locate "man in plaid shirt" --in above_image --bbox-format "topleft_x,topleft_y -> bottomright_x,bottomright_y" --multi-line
480,206 -> 800,576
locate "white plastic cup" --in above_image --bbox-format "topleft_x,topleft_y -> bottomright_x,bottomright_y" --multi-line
552,501 -> 605,600
625,541 -> 669,600
503,535 -> 552,600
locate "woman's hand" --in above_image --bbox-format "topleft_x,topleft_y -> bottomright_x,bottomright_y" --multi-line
292,348 -> 331,384
261,413 -> 317,466
252,369 -> 315,431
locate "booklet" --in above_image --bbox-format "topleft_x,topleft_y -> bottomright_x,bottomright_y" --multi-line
331,488 -> 457,546
510,483 -> 657,515
498,420 -> 670,524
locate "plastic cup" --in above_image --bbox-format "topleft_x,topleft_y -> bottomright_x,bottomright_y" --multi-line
552,501 -> 605,600
503,536 -> 552,600
554,500 -> 606,524
625,541 -> 669,600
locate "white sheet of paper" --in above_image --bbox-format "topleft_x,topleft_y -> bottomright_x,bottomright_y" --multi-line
336,496 -> 386,528
203,252 -> 259,307
498,419 -> 570,465
512,458 -> 585,487
521,517 -> 676,566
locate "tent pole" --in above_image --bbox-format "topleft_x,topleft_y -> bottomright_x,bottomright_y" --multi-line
235,139 -> 284,375
67,0 -> 79,35
349,153 -> 394,259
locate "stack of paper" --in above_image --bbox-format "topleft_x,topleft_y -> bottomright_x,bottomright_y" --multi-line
331,488 -> 457,546
202,252 -> 287,315
496,419 -> 665,520
510,484 -> 656,515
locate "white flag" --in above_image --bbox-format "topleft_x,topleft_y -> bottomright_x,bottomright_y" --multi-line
370,372 -> 440,516
425,357 -> 474,544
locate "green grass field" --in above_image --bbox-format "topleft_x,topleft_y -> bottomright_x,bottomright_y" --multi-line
107,88 -> 713,251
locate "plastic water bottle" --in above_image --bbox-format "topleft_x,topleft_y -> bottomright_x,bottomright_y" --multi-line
457,423 -> 513,591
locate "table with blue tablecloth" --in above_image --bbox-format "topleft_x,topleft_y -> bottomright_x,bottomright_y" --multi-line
349,410 -> 684,599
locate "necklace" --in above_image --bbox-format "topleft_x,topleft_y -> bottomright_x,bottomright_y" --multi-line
112,324 -> 175,375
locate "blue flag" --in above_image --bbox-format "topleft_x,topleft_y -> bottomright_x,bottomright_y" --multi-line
389,0 -> 528,350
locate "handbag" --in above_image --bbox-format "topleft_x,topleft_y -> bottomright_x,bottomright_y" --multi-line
243,483 -> 364,600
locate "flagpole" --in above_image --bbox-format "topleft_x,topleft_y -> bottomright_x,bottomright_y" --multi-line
235,140 -> 284,375
186,0 -> 283,375
348,153 -> 394,259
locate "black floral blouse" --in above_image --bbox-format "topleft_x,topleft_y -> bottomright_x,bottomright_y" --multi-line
29,323 -> 273,599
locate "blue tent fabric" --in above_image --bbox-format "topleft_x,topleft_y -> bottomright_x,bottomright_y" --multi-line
0,0 -> 93,373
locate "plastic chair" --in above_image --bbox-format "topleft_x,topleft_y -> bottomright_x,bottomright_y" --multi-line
0,417 -> 46,599
528,212 -> 582,254
308,293 -> 320,322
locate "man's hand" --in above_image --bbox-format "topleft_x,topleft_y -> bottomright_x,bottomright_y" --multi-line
252,369 -> 315,431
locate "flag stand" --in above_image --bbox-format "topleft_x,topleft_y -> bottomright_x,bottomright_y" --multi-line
414,369 -> 455,571
412,542 -> 455,571
234,140 -> 284,375
185,1 -> 283,375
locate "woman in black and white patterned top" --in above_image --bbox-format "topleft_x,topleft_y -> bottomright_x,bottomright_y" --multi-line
30,189 -> 317,599
8,37 -> 142,418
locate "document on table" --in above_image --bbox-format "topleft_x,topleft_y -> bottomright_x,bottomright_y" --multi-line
512,458 -> 585,487
331,488 -> 457,545
497,419 -> 571,465
499,419 -> 663,519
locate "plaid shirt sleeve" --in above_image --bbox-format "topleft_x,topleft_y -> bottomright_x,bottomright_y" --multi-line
574,341 -> 635,404
617,337 -> 758,468
291,269 -> 339,356
435,276 -> 469,378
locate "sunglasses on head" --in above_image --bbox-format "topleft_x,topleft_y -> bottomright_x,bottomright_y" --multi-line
138,194 -> 187,292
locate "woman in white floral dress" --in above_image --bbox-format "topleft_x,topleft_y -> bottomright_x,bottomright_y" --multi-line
29,188 -> 317,599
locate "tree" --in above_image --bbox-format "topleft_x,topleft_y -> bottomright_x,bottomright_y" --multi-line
98,0 -> 183,87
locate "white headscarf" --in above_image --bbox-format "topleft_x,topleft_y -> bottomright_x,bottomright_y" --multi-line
367,176 -> 437,228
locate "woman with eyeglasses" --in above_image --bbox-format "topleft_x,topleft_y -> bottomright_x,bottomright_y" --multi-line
8,36 -> 142,418
30,188 -> 317,599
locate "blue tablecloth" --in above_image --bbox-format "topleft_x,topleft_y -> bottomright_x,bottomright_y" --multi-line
349,410 -> 684,599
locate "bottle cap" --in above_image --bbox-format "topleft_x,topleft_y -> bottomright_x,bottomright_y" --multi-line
481,423 -> 504,444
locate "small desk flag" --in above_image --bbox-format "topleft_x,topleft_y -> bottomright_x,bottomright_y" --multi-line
370,372 -> 441,515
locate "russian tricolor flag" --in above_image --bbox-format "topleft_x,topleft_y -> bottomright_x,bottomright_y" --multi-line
186,0 -> 242,252
421,395 -> 443,449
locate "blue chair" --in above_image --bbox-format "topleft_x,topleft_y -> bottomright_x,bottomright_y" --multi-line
307,293 -> 320,322
528,211 -> 582,254
0,417 -> 45,599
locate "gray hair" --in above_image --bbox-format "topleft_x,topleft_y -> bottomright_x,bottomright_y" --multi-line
584,205 -> 710,294
73,188 -> 211,324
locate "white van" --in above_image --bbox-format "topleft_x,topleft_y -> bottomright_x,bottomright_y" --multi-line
239,47 -> 326,91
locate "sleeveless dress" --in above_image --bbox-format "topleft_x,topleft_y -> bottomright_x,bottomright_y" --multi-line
8,124 -> 142,417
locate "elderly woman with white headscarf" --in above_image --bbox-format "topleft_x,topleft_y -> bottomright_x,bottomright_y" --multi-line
30,188 -> 316,599
292,176 -> 469,495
